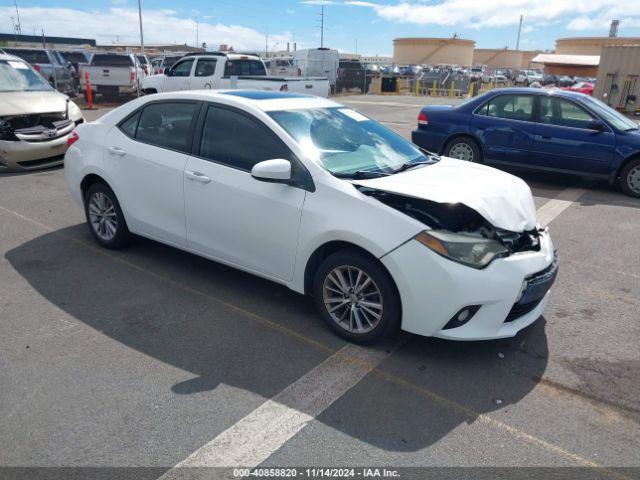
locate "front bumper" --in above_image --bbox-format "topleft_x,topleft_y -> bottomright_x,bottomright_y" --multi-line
381,229 -> 556,340
0,135 -> 70,171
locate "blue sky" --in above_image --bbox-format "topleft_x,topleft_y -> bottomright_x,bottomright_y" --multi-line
3,0 -> 640,56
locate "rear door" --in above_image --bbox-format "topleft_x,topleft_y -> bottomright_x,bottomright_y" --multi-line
531,96 -> 615,175
471,93 -> 535,165
183,104 -> 306,281
190,58 -> 219,89
102,100 -> 199,246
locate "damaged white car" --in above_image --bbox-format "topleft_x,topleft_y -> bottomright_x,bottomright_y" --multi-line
65,90 -> 557,344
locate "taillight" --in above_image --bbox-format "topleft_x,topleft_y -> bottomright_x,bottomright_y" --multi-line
144,65 -> 148,75
130,70 -> 136,82
159,68 -> 164,74
418,112 -> 429,126
67,131 -> 79,148
33,64 -> 41,72
280,84 -> 288,92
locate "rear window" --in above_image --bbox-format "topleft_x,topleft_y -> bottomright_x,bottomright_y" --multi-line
91,55 -> 133,67
224,59 -> 266,76
136,56 -> 148,65
5,49 -> 49,64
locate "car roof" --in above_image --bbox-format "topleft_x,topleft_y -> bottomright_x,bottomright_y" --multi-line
143,89 -> 339,112
0,52 -> 30,62
483,87 -> 590,100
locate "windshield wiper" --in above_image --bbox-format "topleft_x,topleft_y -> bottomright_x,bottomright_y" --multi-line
333,169 -> 390,179
392,156 -> 439,174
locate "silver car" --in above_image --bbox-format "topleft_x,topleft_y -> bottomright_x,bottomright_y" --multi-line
0,53 -> 84,172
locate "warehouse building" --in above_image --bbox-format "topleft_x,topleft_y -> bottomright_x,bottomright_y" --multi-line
393,37 -> 475,66
594,45 -> 640,115
531,53 -> 600,77
0,33 -> 96,49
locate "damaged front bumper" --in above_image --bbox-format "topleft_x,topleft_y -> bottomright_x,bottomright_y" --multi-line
381,228 -> 556,340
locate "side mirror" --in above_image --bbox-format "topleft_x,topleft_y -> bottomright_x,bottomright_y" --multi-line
587,119 -> 606,132
251,159 -> 292,182
164,69 -> 171,76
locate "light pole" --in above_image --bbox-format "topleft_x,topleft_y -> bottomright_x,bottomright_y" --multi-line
137,0 -> 144,96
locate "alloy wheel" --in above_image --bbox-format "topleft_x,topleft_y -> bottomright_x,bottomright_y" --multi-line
88,192 -> 118,241
449,142 -> 474,162
322,265 -> 384,334
627,166 -> 640,195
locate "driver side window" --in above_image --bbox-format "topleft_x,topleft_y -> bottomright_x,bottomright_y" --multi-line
170,59 -> 194,77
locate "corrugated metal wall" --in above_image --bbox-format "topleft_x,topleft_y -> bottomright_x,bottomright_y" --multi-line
594,46 -> 640,113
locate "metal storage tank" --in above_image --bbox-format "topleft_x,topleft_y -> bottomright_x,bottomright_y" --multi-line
393,37 -> 475,66
556,37 -> 640,56
594,45 -> 640,114
473,49 -> 523,69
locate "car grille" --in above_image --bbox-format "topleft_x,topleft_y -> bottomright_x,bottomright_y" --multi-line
504,254 -> 558,323
17,154 -> 65,168
1,112 -> 73,143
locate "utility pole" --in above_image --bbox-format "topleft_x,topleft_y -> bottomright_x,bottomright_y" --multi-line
137,0 -> 145,55
41,28 -> 45,48
195,16 -> 199,49
355,39 -> 358,55
320,5 -> 324,48
265,30 -> 268,57
14,0 -> 22,35
515,14 -> 523,51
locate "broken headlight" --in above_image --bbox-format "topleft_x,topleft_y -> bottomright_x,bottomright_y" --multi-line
0,118 -> 16,141
415,230 -> 509,269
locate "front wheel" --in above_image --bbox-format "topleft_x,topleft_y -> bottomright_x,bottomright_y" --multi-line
84,183 -> 131,249
619,158 -> 640,198
313,250 -> 401,344
445,137 -> 481,162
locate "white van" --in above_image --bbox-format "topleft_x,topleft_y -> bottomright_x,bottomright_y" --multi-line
292,48 -> 339,91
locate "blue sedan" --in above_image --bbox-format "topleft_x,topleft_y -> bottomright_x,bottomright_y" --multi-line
411,88 -> 640,197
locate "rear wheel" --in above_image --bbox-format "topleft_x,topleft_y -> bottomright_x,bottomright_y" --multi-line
84,183 -> 131,249
619,158 -> 640,198
313,250 -> 400,344
445,137 -> 482,163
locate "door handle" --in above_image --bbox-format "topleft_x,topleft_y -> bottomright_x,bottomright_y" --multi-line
107,146 -> 126,156
537,134 -> 552,140
185,170 -> 211,183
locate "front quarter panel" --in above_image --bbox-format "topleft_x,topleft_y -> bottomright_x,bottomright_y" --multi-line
290,176 -> 425,293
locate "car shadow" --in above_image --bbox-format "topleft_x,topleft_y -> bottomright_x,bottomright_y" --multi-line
5,225 -> 549,453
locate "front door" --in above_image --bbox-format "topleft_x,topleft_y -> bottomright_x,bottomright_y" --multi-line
184,104 -> 306,281
532,96 -> 615,175
164,58 -> 194,92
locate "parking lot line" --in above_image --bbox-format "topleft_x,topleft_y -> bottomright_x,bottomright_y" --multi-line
160,344 -> 396,476
536,187 -> 589,226
0,202 -> 627,478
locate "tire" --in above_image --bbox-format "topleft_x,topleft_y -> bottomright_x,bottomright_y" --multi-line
312,250 -> 401,344
618,158 -> 640,198
445,137 -> 482,163
83,183 -> 131,249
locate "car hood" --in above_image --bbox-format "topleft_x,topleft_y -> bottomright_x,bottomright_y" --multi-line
0,91 -> 68,116
352,157 -> 537,232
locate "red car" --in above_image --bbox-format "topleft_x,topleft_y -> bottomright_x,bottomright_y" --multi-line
561,81 -> 595,96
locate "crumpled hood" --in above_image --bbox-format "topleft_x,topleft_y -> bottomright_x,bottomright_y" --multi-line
0,91 -> 68,116
353,157 -> 537,232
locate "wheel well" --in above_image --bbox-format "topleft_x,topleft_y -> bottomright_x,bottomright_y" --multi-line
80,174 -> 109,199
303,241 -> 399,299
615,153 -> 640,182
443,134 -> 484,161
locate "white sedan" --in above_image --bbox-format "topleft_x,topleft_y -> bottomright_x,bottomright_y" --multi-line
64,90 -> 557,344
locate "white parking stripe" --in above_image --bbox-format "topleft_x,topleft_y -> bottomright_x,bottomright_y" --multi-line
536,187 -> 588,226
159,344 -> 394,478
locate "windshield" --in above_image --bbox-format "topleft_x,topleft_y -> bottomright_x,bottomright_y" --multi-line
269,107 -> 433,176
0,59 -> 52,92
581,96 -> 638,131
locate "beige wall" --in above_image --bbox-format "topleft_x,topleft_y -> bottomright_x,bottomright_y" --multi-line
556,37 -> 640,56
594,45 -> 640,112
393,38 -> 474,66
473,49 -> 523,69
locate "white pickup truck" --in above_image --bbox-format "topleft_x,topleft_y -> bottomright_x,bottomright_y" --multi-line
140,52 -> 330,98
79,53 -> 143,99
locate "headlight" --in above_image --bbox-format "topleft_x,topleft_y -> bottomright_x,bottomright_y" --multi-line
67,101 -> 83,122
415,230 -> 508,269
